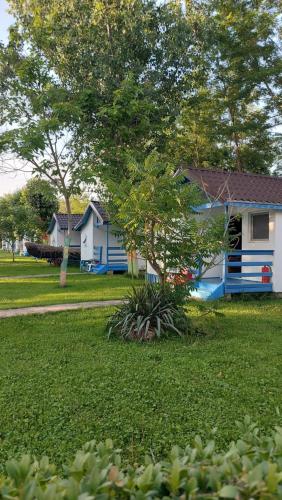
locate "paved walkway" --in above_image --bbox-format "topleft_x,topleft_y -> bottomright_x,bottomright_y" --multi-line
0,300 -> 123,319
0,273 -> 84,280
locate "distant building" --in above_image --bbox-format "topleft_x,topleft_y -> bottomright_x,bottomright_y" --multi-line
47,213 -> 82,248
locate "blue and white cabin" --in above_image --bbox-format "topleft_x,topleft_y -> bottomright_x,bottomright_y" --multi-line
75,201 -> 128,274
147,168 -> 282,300
47,213 -> 82,248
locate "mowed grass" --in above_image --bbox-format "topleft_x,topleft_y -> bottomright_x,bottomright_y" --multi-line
0,299 -> 281,468
0,251 -> 78,277
0,274 -> 144,309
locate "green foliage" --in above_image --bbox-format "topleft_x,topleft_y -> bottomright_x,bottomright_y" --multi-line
0,418 -> 282,497
107,283 -> 193,341
21,178 -> 59,238
7,0 -> 192,178
0,192 -> 32,257
179,0 -> 282,173
106,152 -> 227,281
7,0 -> 282,175
59,194 -> 88,214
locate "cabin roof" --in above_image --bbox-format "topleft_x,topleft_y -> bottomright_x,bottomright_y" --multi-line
186,168 -> 282,205
74,201 -> 110,230
47,213 -> 83,234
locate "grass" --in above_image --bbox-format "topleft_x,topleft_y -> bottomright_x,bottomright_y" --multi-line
0,298 -> 281,468
0,251 -> 78,277
0,274 -> 144,309
0,249 -> 144,309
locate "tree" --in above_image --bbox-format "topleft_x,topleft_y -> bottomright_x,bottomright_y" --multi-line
105,152 -> 227,284
176,0 -> 282,173
0,46 -> 89,285
21,178 -> 59,239
0,192 -> 31,262
6,0 -> 194,181
8,0 -> 281,176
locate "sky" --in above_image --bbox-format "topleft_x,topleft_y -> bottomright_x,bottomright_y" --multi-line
0,0 -> 31,195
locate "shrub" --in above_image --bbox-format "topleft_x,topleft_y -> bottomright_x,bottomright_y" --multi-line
107,283 -> 193,341
1,418 -> 282,498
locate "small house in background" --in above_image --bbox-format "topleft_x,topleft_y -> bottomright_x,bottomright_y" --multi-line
75,201 -> 127,274
75,201 -> 145,274
47,213 -> 82,248
147,168 -> 282,299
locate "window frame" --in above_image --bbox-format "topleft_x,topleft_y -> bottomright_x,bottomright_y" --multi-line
249,212 -> 270,241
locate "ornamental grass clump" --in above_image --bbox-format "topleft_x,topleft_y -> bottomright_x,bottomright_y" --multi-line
107,283 -> 193,341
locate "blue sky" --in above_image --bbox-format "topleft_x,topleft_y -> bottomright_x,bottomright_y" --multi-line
0,0 -> 13,43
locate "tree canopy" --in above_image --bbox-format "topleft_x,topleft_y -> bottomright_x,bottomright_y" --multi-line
6,0 -> 281,178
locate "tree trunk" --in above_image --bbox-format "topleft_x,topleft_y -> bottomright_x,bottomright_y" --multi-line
12,241 -> 15,263
60,196 -> 71,288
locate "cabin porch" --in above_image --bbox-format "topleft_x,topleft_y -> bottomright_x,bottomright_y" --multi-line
80,245 -> 128,274
146,249 -> 274,300
191,249 -> 274,300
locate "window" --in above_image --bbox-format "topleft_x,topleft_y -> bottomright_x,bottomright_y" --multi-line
250,212 -> 269,240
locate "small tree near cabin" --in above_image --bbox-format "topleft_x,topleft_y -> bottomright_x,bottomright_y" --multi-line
0,46 -> 87,286
106,152 -> 227,285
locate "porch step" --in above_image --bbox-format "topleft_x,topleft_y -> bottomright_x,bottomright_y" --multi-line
190,279 -> 224,301
88,263 -> 128,274
225,280 -> 273,294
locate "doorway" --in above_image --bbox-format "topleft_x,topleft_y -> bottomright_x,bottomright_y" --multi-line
228,216 -> 242,274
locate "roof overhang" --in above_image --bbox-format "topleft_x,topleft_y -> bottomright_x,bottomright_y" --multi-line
74,202 -> 108,231
194,200 -> 282,213
47,214 -> 58,234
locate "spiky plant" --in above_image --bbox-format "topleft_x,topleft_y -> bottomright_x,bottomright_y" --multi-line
107,283 -> 192,341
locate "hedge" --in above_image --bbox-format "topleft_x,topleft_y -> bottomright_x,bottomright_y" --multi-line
1,417 -> 282,498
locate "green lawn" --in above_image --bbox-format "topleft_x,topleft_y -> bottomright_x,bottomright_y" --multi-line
0,274 -> 144,309
0,251 -> 78,277
0,249 -> 144,308
0,299 -> 281,468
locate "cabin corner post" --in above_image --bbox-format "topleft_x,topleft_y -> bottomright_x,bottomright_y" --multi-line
106,223 -> 109,265
223,204 -> 229,286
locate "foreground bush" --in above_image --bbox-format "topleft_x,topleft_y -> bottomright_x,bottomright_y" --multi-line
1,418 -> 282,498
107,283 -> 193,341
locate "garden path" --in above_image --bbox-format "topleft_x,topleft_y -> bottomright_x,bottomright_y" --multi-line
0,272 -> 84,279
0,300 -> 122,319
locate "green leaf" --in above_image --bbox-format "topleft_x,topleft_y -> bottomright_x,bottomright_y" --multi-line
219,485 -> 239,498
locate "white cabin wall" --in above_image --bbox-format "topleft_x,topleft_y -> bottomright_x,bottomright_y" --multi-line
147,261 -> 157,276
273,212 -> 282,293
48,222 -> 60,246
81,212 -> 94,261
198,206 -> 225,279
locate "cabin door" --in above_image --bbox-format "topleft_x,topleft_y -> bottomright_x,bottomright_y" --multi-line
228,216 -> 242,274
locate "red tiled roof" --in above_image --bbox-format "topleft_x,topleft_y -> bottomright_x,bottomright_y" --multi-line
186,168 -> 282,205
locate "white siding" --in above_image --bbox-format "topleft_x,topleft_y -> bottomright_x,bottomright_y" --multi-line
49,221 -> 81,248
273,212 -> 282,293
81,212 -> 95,261
80,213 -> 123,263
